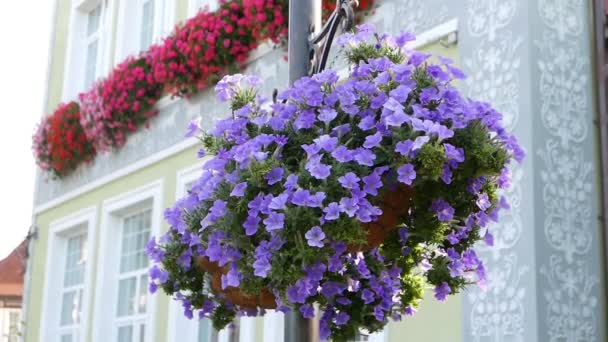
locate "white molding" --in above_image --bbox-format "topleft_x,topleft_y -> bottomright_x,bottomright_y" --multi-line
92,180 -> 163,342
34,138 -> 197,214
39,206 -> 97,342
263,311 -> 284,342
239,317 -> 256,342
405,18 -> 458,50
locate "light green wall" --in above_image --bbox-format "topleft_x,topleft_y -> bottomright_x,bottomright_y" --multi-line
28,145 -> 201,342
176,0 -> 189,23
46,0 -> 71,112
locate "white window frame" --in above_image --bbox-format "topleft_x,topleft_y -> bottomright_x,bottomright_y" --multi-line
62,0 -> 114,100
40,206 -> 97,342
188,0 -> 219,16
115,0 -> 176,61
92,180 -> 163,342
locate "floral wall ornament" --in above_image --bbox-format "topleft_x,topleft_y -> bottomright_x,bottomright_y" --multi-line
147,26 -> 523,341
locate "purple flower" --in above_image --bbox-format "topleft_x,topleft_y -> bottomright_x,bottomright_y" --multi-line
221,263 -> 241,289
338,172 -> 360,189
395,140 -> 414,157
361,289 -> 375,304
291,189 -> 311,206
253,257 -> 271,278
476,193 -> 491,211
335,312 -> 350,326
373,306 -> 385,321
263,212 -> 285,231
484,230 -> 494,246
431,198 -> 455,222
197,148 -> 206,158
284,174 -> 299,191
300,304 -> 315,319
243,215 -> 260,236
354,148 -> 376,166
323,202 -> 341,221
434,282 -> 451,301
294,110 -> 316,130
395,31 -> 415,47
397,164 -> 416,185
408,51 -> 431,66
362,172 -> 382,195
305,226 -> 326,248
389,85 -> 411,102
441,165 -> 453,184
444,144 -> 465,163
266,167 -> 284,185
404,306 -> 417,316
339,197 -> 359,217
269,193 -> 289,210
363,132 -> 383,148
412,136 -> 430,151
318,108 -> 337,123
185,118 -> 201,137
302,143 -> 321,157
331,146 -> 354,162
230,182 -> 247,197
314,135 -> 339,152
307,192 -> 326,208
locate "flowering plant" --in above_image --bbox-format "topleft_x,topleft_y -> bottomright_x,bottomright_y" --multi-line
79,56 -> 162,152
148,25 -> 524,340
32,102 -> 96,177
147,0 -> 287,98
33,0 -> 373,176
323,0 -> 375,22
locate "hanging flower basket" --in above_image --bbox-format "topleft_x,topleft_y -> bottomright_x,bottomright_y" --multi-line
147,25 -> 524,341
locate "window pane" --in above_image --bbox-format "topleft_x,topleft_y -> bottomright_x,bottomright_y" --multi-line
118,325 -> 133,342
60,291 -> 80,326
8,311 -> 19,342
64,234 -> 87,287
84,39 -> 99,89
140,0 -> 155,51
117,277 -> 137,317
61,334 -> 73,342
139,323 -> 146,342
87,4 -> 102,36
120,210 -> 151,273
138,274 -> 148,314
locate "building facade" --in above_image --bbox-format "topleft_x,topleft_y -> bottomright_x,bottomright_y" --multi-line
25,0 -> 607,342
0,241 -> 26,342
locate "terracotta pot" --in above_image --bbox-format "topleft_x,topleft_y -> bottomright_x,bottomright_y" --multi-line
194,184 -> 413,309
195,256 -> 277,309
352,184 -> 413,251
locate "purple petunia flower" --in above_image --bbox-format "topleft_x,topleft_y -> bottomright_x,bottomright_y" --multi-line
412,136 -> 430,151
434,282 -> 451,301
314,135 -> 339,152
291,189 -> 311,207
284,174 -> 299,192
318,107 -> 338,123
197,147 -> 206,158
331,146 -> 354,162
361,289 -> 375,304
269,193 -> 289,210
266,167 -> 284,185
363,132 -> 383,149
243,215 -> 260,236
335,312 -> 350,326
362,172 -> 382,195
373,306 -> 385,321
300,304 -> 315,319
307,192 -> 326,208
404,306 -> 417,316
338,172 -> 360,189
476,193 -> 491,211
354,148 -> 376,166
305,226 -> 326,248
397,164 -> 416,185
339,197 -> 359,217
230,182 -> 247,197
323,202 -> 341,221
185,118 -> 201,137
263,212 -> 285,231
431,198 -> 455,222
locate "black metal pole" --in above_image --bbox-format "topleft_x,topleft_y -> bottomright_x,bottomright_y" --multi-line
286,0 -> 320,341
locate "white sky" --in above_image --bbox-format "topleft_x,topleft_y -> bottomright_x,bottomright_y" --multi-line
0,2 -> 54,259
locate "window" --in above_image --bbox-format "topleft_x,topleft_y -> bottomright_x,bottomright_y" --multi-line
115,209 -> 152,342
189,0 -> 219,16
41,207 -> 97,342
59,233 -> 88,342
84,4 -> 102,88
63,0 -> 111,100
93,181 -> 163,342
115,0 -> 175,60
7,311 -> 19,342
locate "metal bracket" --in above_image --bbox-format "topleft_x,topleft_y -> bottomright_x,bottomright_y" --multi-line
308,0 -> 357,75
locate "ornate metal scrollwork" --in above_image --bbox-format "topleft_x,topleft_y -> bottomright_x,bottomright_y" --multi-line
309,0 -> 357,75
